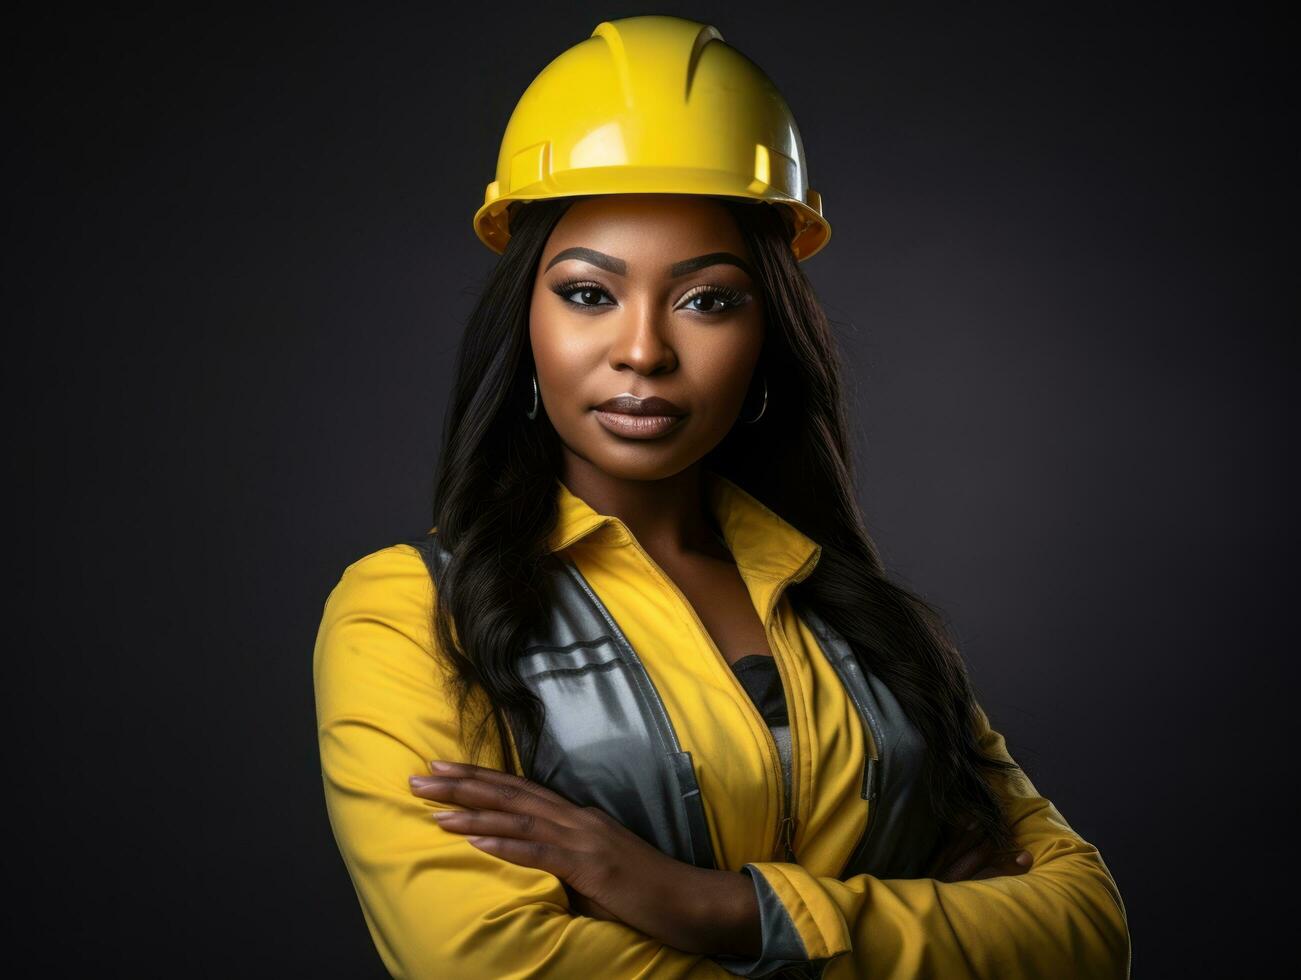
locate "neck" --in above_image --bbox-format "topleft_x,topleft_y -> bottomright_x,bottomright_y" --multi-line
558,454 -> 727,561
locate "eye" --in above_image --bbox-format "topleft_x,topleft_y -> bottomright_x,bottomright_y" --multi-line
678,284 -> 749,316
551,279 -> 615,310
549,278 -> 752,316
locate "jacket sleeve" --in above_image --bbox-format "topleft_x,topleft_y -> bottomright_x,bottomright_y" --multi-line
312,544 -> 745,979
721,702 -> 1132,980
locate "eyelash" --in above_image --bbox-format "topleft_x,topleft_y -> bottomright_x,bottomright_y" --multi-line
550,278 -> 749,315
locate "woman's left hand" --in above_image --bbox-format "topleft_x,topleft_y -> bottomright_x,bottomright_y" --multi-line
409,760 -> 720,952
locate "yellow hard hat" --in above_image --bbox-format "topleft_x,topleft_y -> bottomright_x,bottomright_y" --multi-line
472,14 -> 831,262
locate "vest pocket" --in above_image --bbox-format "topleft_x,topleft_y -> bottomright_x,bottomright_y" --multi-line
514,638 -> 713,866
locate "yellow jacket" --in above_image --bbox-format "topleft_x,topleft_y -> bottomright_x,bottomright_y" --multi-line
314,471 -> 1130,978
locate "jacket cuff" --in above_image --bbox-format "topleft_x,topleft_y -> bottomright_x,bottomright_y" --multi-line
709,863 -> 851,978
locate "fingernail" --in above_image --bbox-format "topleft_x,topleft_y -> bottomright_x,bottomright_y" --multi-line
429,761 -> 456,773
430,810 -> 456,822
1016,852 -> 1032,865
409,776 -> 437,787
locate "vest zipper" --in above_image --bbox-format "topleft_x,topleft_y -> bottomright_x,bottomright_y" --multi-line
835,692 -> 882,878
621,531 -> 798,865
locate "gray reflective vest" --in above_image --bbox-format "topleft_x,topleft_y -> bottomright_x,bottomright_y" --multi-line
407,533 -> 942,882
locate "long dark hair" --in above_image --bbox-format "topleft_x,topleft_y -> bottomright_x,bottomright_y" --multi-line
426,195 -> 1020,854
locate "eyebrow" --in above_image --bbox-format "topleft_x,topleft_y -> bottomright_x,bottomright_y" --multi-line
543,247 -> 757,282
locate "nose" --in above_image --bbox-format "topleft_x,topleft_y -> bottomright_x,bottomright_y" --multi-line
606,297 -> 677,375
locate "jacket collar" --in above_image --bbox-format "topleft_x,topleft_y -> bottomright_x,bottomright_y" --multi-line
547,469 -> 822,588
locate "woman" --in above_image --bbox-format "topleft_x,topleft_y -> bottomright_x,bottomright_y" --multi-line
313,15 -> 1131,978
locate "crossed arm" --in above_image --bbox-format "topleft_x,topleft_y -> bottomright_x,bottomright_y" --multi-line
708,703 -> 1132,978
314,548 -> 1131,978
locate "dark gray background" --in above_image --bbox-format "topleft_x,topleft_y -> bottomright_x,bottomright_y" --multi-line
14,1 -> 1292,975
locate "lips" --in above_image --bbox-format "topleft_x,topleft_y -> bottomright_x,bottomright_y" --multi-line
592,394 -> 686,417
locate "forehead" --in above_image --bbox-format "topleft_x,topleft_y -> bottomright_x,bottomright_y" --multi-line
542,194 -> 749,266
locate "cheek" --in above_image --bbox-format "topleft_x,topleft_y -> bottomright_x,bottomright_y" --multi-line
690,334 -> 761,414
529,312 -> 600,421
529,300 -> 568,385
533,333 -> 596,400
699,377 -> 753,435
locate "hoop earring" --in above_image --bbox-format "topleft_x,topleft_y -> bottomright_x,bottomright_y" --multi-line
525,370 -> 540,420
743,373 -> 768,423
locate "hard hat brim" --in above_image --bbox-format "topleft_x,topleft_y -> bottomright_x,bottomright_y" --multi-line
473,166 -> 830,262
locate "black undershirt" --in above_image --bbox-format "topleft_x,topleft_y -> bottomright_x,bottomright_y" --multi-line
729,654 -> 789,726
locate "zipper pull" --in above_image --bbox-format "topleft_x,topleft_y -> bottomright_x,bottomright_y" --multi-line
778,814 -> 797,862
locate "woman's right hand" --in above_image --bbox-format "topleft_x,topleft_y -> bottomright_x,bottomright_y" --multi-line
927,820 -> 1034,882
